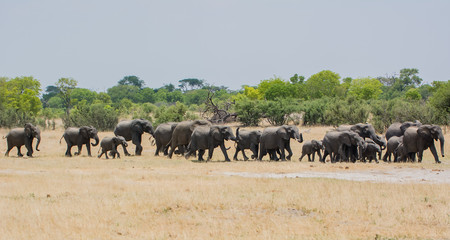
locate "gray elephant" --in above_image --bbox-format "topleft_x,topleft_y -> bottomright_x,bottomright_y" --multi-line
167,120 -> 211,158
184,125 -> 236,162
4,123 -> 41,157
403,125 -> 445,163
361,139 -> 381,163
153,122 -> 178,156
337,123 -> 386,150
394,143 -> 410,162
299,140 -> 323,162
114,119 -> 154,156
61,126 -> 99,157
97,136 -> 128,159
382,136 -> 403,162
322,130 -> 364,163
385,120 -> 421,141
233,127 -> 261,161
258,125 -> 303,161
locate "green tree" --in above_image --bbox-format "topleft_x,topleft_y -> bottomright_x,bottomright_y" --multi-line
4,76 -> 42,114
71,88 -> 98,105
348,77 -> 383,100
234,98 -> 263,126
56,78 -> 77,115
404,88 -> 422,100
118,75 -> 145,89
305,70 -> 341,99
261,98 -> 298,125
107,85 -> 142,103
178,78 -> 204,92
429,80 -> 450,124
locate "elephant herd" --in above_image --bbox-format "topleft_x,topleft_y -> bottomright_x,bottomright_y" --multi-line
2,119 -> 446,164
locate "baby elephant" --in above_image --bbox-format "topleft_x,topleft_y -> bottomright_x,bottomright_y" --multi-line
299,140 -> 323,162
362,139 -> 381,163
98,136 -> 128,159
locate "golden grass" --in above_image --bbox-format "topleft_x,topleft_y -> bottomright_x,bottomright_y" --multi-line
0,126 -> 449,239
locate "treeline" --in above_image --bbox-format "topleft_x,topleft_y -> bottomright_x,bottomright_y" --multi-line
0,69 -> 449,132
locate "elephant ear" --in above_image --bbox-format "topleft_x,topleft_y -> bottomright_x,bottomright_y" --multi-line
210,126 -> 222,141
417,126 -> 433,142
132,121 -> 144,135
400,123 -> 411,134
24,124 -> 32,138
338,133 -> 352,147
276,126 -> 289,141
80,127 -> 89,138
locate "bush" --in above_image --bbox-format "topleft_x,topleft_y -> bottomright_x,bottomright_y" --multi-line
261,98 -> 298,126
323,97 -> 370,126
65,101 -> 119,131
153,102 -> 198,126
234,98 -> 263,126
0,108 -> 36,128
300,98 -> 330,125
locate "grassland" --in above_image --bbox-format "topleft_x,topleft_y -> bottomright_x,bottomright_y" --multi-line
0,126 -> 449,239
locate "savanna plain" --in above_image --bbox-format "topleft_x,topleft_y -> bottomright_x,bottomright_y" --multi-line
0,126 -> 449,240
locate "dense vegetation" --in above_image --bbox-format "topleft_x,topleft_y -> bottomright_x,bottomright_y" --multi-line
1,68 -> 449,132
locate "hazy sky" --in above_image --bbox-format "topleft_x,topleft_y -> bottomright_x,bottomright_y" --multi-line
1,0 -> 449,91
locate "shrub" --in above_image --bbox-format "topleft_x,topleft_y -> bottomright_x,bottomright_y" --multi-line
65,101 -> 119,131
261,98 -> 298,126
300,98 -> 330,125
0,108 -> 36,128
153,102 -> 197,126
234,98 -> 263,126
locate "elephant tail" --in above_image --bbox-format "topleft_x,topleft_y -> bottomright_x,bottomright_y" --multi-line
149,136 -> 155,146
59,135 -> 64,144
165,138 -> 172,149
235,127 -> 240,142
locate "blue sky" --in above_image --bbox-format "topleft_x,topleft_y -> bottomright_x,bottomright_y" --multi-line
1,0 -> 449,91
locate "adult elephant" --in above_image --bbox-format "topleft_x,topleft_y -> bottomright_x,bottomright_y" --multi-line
4,123 -> 41,157
114,119 -> 154,156
385,120 -> 422,141
321,130 -> 364,163
337,123 -> 386,150
61,126 -> 99,157
167,120 -> 211,159
153,122 -> 178,156
258,125 -> 303,161
233,127 -> 262,161
185,125 -> 236,162
403,125 -> 445,163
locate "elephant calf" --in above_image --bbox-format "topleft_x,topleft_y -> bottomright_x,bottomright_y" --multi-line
98,136 -> 128,159
185,125 -> 236,162
233,127 -> 261,161
299,140 -> 323,162
361,139 -> 381,163
382,136 -> 403,162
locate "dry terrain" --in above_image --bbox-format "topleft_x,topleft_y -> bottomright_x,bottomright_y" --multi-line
0,126 -> 449,239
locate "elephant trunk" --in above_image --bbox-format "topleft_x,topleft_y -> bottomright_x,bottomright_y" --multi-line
35,134 -> 41,151
439,136 -> 445,157
92,135 -> 99,146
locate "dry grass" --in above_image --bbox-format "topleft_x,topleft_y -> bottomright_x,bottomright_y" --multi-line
0,126 -> 449,239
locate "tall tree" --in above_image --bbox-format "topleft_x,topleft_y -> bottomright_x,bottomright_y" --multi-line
56,77 -> 77,116
305,70 -> 341,99
348,77 -> 383,100
178,78 -> 204,92
118,76 -> 145,89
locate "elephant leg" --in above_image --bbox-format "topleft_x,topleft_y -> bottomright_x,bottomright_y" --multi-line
163,145 -> 169,156
321,150 -> 328,163
312,153 -> 315,162
132,134 -> 143,156
241,149 -> 249,161
86,143 -> 92,157
122,144 -> 131,156
74,143 -> 83,156
65,144 -> 72,157
16,146 -> 23,157
198,149 -> 205,161
5,143 -> 13,156
299,153 -> 306,162
25,143 -> 33,157
220,144 -> 231,162
233,146 -> 240,160
207,147 -> 215,162
307,154 -> 311,162
155,142 -> 161,156
316,151 -> 321,163
285,145 -> 293,161
429,145 -> 440,163
98,150 -> 104,158
382,152 -> 389,162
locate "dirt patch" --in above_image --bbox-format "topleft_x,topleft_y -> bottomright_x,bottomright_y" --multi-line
220,168 -> 450,184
